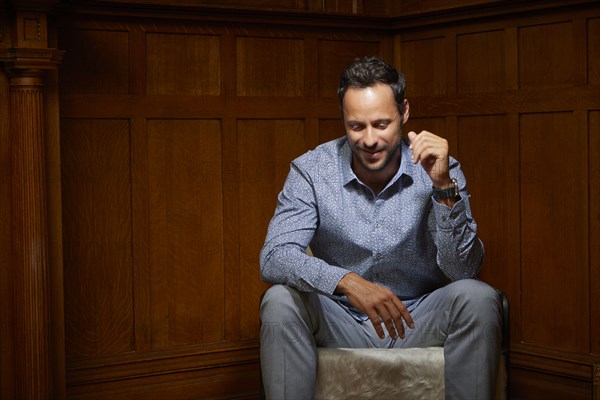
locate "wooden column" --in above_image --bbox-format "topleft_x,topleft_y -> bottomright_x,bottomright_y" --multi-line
11,70 -> 52,395
9,67 -> 52,399
1,6 -> 63,397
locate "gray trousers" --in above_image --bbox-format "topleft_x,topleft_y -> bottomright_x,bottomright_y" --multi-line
260,279 -> 502,400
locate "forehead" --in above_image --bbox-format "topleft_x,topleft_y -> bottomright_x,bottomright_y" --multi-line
342,83 -> 398,119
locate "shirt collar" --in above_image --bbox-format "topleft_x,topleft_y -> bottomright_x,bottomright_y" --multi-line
340,136 -> 417,189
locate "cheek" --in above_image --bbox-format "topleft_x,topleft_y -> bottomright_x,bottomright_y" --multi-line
345,131 -> 361,145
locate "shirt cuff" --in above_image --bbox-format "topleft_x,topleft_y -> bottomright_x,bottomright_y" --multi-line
431,195 -> 468,230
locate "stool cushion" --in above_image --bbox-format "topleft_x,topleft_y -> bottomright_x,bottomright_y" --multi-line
315,347 -> 445,399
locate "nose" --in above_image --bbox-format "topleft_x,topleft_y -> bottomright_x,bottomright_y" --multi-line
363,127 -> 377,149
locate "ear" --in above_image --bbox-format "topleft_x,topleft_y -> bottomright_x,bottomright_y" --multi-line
402,99 -> 410,124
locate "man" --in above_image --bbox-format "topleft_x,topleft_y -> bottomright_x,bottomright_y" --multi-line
259,56 -> 501,399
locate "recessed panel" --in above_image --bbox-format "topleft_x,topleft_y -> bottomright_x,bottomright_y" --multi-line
237,37 -> 304,96
61,118 -> 134,360
457,115 -> 518,296
147,33 -> 220,95
147,119 -> 225,349
58,29 -> 130,94
520,112 -> 588,352
519,22 -> 575,88
457,30 -> 505,93
400,37 -> 446,96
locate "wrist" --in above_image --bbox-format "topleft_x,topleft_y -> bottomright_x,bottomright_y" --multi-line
432,177 -> 460,200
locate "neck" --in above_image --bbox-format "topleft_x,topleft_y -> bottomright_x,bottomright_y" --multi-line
353,151 -> 401,195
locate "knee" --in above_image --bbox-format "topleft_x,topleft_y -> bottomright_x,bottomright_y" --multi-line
260,284 -> 303,323
448,279 -> 501,322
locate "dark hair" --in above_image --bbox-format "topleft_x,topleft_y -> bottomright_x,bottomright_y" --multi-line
337,56 -> 406,115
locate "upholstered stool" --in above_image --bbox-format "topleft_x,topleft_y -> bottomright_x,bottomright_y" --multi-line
315,347 -> 506,400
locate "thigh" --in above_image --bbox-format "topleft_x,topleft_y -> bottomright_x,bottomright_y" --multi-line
309,293 -> 380,349
397,279 -> 500,348
261,285 -> 377,349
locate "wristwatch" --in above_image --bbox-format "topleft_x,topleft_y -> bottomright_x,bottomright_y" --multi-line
432,178 -> 460,199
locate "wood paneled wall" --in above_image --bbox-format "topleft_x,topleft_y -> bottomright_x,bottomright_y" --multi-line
55,11 -> 390,398
398,3 -> 600,398
1,0 -> 598,398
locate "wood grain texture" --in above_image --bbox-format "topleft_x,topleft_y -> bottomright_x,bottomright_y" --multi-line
147,119 -> 225,348
236,37 -> 304,97
49,1 -> 600,398
57,28 -> 130,94
10,72 -> 52,399
0,63 -> 15,400
146,33 -> 220,96
61,118 -> 134,361
237,119 -> 307,340
590,110 -> 600,357
519,22 -> 576,89
519,112 -> 589,353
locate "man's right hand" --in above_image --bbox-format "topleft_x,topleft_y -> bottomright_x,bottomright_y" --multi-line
336,272 -> 415,340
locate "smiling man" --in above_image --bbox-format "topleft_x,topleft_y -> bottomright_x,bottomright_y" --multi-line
259,56 -> 502,399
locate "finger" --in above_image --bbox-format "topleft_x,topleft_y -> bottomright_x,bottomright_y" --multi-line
366,311 -> 386,339
391,297 -> 415,329
383,303 -> 407,340
380,309 -> 400,340
407,130 -> 418,145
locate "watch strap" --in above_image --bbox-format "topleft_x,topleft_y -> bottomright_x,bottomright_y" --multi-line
432,178 -> 459,199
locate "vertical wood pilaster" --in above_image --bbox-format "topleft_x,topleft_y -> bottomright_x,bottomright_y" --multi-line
9,68 -> 52,399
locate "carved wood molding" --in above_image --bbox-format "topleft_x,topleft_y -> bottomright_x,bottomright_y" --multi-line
52,0 -> 600,31
510,344 -> 598,381
0,47 -> 63,70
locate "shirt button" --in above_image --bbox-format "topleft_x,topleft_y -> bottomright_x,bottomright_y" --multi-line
375,223 -> 381,229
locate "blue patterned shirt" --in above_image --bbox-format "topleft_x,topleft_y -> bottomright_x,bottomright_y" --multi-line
260,136 -> 483,312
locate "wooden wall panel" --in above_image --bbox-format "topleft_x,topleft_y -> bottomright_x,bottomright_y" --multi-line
590,18 -> 600,86
237,119 -> 306,340
457,30 -> 505,94
61,119 -> 134,361
58,29 -> 130,94
236,37 -> 304,97
317,39 -> 383,97
520,112 -> 589,353
146,33 -> 221,96
591,110 -> 600,357
55,14 -> 390,395
457,115 -> 520,319
397,5 -> 600,396
49,1 -> 600,398
147,119 -> 225,349
400,37 -> 446,96
318,119 -> 344,144
519,22 -> 576,89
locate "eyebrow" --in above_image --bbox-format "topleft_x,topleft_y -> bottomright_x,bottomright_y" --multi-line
346,118 -> 393,125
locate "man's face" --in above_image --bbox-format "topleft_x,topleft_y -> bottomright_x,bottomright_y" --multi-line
343,83 -> 407,175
